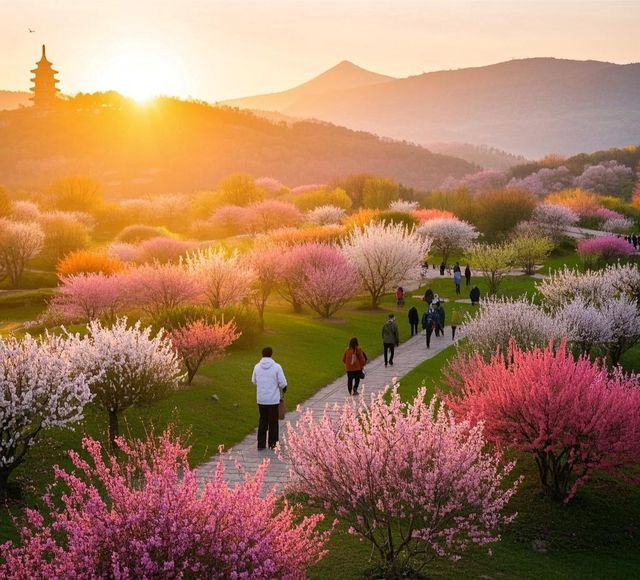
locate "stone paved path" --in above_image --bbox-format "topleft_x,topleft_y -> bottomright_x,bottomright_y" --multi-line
196,328 -> 458,494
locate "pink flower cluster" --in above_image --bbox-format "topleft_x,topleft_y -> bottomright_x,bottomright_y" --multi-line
283,388 -> 519,572
0,430 -> 330,578
577,235 -> 635,263
446,339 -> 640,501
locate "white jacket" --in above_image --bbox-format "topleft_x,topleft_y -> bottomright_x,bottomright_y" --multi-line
252,357 -> 287,405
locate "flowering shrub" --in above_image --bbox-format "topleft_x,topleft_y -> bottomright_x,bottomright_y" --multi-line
169,319 -> 240,383
68,319 -> 183,449
388,199 -> 419,212
135,236 -> 197,264
537,265 -> 613,308
546,189 -> 602,219
0,333 -> 93,490
255,176 -> 286,195
577,236 -> 635,267
342,208 -> 381,229
107,241 -> 139,263
0,219 -> 44,287
441,169 -> 509,194
115,224 -> 174,243
446,340 -> 640,501
305,205 -> 346,226
39,212 -> 90,262
411,208 -> 455,223
0,430 -> 330,577
507,166 -> 574,197
602,216 -> 634,233
556,297 -> 613,354
531,203 -> 579,242
246,200 -> 302,233
575,161 -> 634,197
341,222 -> 431,307
208,204 -> 248,237
283,387 -> 519,575
417,217 -> 478,264
52,273 -> 127,322
56,250 -> 124,277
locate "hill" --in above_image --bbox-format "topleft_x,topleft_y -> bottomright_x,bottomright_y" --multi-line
426,142 -> 529,170
0,91 -> 31,110
222,60 -> 393,112
224,58 -> 640,158
0,93 -> 475,194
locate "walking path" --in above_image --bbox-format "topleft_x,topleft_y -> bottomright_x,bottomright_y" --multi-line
196,328 -> 457,494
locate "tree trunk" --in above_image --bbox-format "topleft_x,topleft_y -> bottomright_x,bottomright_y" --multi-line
108,409 -> 120,452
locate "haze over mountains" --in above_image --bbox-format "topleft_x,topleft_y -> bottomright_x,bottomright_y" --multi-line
224,58 -> 640,158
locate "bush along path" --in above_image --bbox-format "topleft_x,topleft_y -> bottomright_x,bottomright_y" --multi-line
196,327 -> 458,494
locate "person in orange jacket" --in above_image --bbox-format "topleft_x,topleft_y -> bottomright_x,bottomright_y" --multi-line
342,336 -> 367,396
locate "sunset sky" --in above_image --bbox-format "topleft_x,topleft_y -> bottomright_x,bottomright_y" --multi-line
2,0 -> 639,101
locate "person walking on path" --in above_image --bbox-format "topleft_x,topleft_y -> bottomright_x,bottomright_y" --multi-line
396,286 -> 405,306
465,264 -> 472,287
422,306 -> 436,348
252,346 -> 287,450
434,301 -> 445,337
342,337 -> 367,396
408,306 -> 419,336
423,288 -> 434,306
470,286 -> 481,306
439,262 -> 446,276
451,308 -> 461,340
382,314 -> 399,367
453,262 -> 462,295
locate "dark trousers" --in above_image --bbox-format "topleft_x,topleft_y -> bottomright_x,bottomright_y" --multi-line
455,282 -> 461,295
426,325 -> 434,348
347,371 -> 361,395
257,403 -> 279,449
465,276 -> 471,287
383,343 -> 395,365
410,322 -> 418,336
452,325 -> 457,340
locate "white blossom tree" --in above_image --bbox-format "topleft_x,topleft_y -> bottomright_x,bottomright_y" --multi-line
601,296 -> 640,364
0,219 -> 45,288
0,333 -> 93,490
341,222 -> 431,307
531,204 -> 579,243
536,266 -> 612,308
556,297 -> 613,354
388,199 -> 419,213
68,318 -> 184,450
602,217 -> 634,233
418,218 -> 478,265
305,205 -> 346,226
182,247 -> 255,309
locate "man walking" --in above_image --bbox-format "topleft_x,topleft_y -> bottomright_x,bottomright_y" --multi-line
252,346 -> 287,450
382,314 -> 399,367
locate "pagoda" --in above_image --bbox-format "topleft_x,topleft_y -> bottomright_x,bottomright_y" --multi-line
30,45 -> 60,107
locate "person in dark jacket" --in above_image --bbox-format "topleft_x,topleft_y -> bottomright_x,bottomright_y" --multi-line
439,262 -> 446,275
434,301 -> 445,336
381,314 -> 399,367
408,306 -> 419,336
421,307 -> 436,348
423,288 -> 434,305
465,264 -> 472,286
470,286 -> 481,306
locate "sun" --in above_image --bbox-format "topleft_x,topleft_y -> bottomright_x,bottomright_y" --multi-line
96,45 -> 185,102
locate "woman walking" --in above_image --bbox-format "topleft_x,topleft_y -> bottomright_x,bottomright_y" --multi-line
408,306 -> 419,336
342,337 -> 367,396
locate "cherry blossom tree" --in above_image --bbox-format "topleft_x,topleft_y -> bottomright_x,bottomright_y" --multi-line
462,297 -> 558,359
601,295 -> 640,363
107,242 -> 139,263
182,247 -> 255,309
341,222 -> 431,307
246,200 -> 302,233
577,236 -> 635,268
52,273 -> 127,322
169,319 -> 240,383
68,319 -> 183,449
418,217 -> 478,265
0,430 -> 330,577
602,216 -> 634,233
556,297 -> 613,355
283,387 -> 519,575
467,243 -> 516,295
0,219 -> 44,287
507,166 -> 574,197
0,333 -> 93,490
531,203 -> 579,242
306,204 -> 346,226
242,247 -> 284,330
537,266 -> 612,308
575,161 -> 635,197
446,339 -> 640,501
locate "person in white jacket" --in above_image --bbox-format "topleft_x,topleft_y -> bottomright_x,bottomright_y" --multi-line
251,346 -> 288,450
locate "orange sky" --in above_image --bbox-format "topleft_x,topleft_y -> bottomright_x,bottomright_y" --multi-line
2,0 -> 639,101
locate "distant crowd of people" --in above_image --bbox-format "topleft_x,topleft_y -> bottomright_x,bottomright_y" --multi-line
621,234 -> 640,249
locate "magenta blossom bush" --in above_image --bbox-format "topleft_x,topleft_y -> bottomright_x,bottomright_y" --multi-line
283,387 -> 519,575
0,430 -> 330,578
577,235 -> 635,266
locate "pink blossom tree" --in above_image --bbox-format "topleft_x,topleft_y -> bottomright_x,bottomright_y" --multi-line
68,319 -> 184,450
182,247 -> 255,309
52,273 -> 127,322
577,236 -> 635,267
575,161 -> 634,197
445,339 -> 640,501
341,222 -> 431,307
418,217 -> 478,265
242,247 -> 284,330
0,430 -> 330,577
246,199 -> 302,233
0,333 -> 93,491
135,236 -> 197,264
169,319 -> 240,383
0,219 -> 44,287
283,387 -> 519,575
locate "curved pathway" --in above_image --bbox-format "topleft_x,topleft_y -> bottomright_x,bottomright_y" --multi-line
196,328 -> 458,494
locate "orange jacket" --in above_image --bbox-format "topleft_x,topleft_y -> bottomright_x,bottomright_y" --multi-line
342,347 -> 366,372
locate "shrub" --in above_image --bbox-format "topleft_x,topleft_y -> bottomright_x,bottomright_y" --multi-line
57,250 -> 124,278
107,242 -> 139,263
602,216 -> 634,233
0,333 -> 93,491
361,176 -> 400,209
577,236 -> 635,268
467,242 -> 516,295
246,200 -> 302,233
52,273 -> 127,322
575,161 -> 635,198
48,176 -> 104,214
546,188 -> 602,219
10,200 -> 41,222
208,204 -> 249,237
0,219 -> 44,287
135,236 -> 196,264
290,186 -> 352,212
0,430 -> 329,577
374,210 -> 419,229
306,204 -> 346,225
411,208 -> 455,223
446,339 -> 640,501
284,387 -> 519,576
531,203 -> 579,242
473,188 -> 536,241
39,212 -> 90,262
507,166 -> 574,197
217,172 -> 266,206
341,222 -> 431,307
169,319 -> 240,383
388,199 -> 419,212
116,224 -> 174,244
342,208 -> 381,229
68,319 -> 183,449
510,234 -> 553,274
264,225 -> 346,246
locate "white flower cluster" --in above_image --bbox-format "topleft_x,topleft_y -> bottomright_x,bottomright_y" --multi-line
388,199 -> 419,213
305,205 -> 347,226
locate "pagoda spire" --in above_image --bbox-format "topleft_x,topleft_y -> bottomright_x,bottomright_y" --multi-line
30,44 -> 60,108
